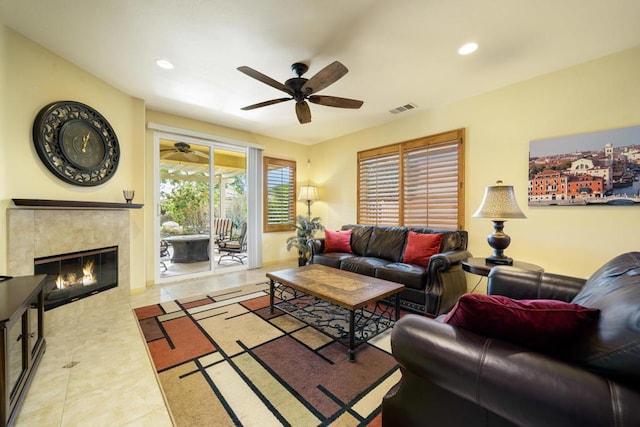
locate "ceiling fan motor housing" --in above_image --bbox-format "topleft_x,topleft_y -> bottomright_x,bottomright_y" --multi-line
285,77 -> 309,101
174,142 -> 192,152
290,62 -> 308,77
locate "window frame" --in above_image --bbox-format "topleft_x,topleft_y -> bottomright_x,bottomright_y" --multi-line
357,128 -> 465,230
263,156 -> 297,233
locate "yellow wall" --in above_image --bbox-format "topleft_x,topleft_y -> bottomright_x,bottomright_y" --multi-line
0,26 -> 313,291
3,22 -> 639,290
0,26 -> 147,292
311,46 -> 640,279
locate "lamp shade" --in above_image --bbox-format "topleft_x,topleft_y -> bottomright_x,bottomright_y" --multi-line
297,186 -> 318,202
473,181 -> 526,220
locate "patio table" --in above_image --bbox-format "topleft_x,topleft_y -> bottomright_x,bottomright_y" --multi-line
163,234 -> 210,263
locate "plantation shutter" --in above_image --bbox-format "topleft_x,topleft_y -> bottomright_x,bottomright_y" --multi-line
358,129 -> 464,230
403,138 -> 461,229
358,145 -> 400,225
263,157 -> 296,232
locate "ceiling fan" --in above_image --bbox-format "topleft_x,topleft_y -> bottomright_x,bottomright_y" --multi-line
160,142 -> 209,162
237,61 -> 363,124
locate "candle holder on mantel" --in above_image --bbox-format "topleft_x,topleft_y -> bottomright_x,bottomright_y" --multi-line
123,190 -> 135,204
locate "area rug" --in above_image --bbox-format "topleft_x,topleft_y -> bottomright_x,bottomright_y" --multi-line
133,282 -> 401,426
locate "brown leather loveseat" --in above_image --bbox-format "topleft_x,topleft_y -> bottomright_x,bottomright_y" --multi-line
382,252 -> 640,426
308,225 -> 471,317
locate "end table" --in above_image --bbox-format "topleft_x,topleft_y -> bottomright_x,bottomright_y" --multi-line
462,257 -> 544,277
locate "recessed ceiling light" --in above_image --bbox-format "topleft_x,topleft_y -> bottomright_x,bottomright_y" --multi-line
458,42 -> 478,55
155,59 -> 174,69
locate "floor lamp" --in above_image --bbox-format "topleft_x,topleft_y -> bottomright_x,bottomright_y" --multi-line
297,186 -> 318,216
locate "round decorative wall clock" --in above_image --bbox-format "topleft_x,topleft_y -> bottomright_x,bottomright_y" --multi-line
32,100 -> 120,186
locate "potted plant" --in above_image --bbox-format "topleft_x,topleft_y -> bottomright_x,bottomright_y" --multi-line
286,215 -> 325,266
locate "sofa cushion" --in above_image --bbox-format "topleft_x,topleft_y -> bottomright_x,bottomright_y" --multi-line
410,227 -> 463,252
375,263 -> 427,290
364,226 -> 408,262
341,225 -> 373,256
340,256 -> 391,277
566,252 -> 640,384
323,229 -> 352,253
312,252 -> 355,269
443,293 -> 599,352
403,232 -> 443,266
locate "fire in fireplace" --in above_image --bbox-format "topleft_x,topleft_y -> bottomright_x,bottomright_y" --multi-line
34,246 -> 118,310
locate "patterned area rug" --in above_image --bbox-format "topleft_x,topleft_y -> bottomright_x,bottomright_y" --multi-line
133,282 -> 400,426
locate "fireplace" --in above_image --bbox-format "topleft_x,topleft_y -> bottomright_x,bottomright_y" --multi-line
7,208 -> 131,302
34,246 -> 118,310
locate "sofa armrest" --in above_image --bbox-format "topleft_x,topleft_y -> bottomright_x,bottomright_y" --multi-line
389,314 -> 640,427
308,238 -> 325,260
424,249 -> 472,315
488,267 -> 586,302
428,249 -> 472,273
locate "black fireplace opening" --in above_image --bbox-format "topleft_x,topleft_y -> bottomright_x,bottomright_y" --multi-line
34,246 -> 118,310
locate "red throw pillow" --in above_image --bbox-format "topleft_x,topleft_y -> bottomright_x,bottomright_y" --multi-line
443,294 -> 599,351
403,232 -> 443,266
324,229 -> 352,253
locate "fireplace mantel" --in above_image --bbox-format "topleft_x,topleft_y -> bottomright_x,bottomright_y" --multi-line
12,198 -> 143,209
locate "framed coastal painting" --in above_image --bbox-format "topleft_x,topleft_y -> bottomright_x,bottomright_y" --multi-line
528,125 -> 640,207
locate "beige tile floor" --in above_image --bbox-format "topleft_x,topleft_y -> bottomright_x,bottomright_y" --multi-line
160,248 -> 247,279
15,261 -> 294,427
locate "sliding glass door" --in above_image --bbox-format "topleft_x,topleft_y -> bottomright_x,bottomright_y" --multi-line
156,135 -> 247,281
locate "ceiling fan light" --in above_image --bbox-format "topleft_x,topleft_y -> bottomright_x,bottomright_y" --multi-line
458,42 -> 478,55
156,59 -> 174,69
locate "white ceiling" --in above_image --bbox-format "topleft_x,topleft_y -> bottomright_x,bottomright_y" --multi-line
2,0 -> 640,144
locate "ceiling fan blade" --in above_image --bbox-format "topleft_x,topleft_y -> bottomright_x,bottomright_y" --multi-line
241,97 -> 292,111
295,101 -> 311,124
191,150 -> 209,159
237,66 -> 292,95
160,150 -> 177,159
301,61 -> 348,95
308,95 -> 363,109
184,152 -> 203,162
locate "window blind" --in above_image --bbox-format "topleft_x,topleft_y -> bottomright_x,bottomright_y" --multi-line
358,145 -> 400,225
358,129 -> 464,230
263,157 -> 296,232
403,141 -> 461,229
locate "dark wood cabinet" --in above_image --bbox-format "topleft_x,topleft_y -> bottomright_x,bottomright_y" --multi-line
0,275 -> 46,427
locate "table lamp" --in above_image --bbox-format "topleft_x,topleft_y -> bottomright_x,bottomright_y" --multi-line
472,180 -> 526,265
297,185 -> 318,216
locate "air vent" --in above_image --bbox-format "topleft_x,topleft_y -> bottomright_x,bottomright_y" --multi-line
389,103 -> 418,114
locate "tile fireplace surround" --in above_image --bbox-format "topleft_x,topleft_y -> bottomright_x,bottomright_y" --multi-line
7,208 -> 131,299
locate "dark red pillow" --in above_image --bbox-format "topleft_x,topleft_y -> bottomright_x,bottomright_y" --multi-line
403,232 -> 442,266
443,293 -> 599,351
324,229 -> 352,253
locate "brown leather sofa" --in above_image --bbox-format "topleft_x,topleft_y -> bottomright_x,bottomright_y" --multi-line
308,225 -> 471,317
382,252 -> 640,427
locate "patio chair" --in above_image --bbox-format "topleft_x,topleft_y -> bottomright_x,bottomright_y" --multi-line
218,222 -> 247,264
160,239 -> 171,271
213,218 -> 234,244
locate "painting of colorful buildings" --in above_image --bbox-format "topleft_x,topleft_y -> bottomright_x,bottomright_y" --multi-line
529,125 -> 640,206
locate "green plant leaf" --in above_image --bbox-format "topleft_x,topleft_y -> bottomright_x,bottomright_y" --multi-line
285,215 -> 325,257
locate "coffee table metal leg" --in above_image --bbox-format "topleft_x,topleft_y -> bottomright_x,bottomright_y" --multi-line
349,309 -> 356,362
395,293 -> 400,321
269,279 -> 275,314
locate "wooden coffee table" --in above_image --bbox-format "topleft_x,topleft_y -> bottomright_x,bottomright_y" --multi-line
266,264 -> 404,362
